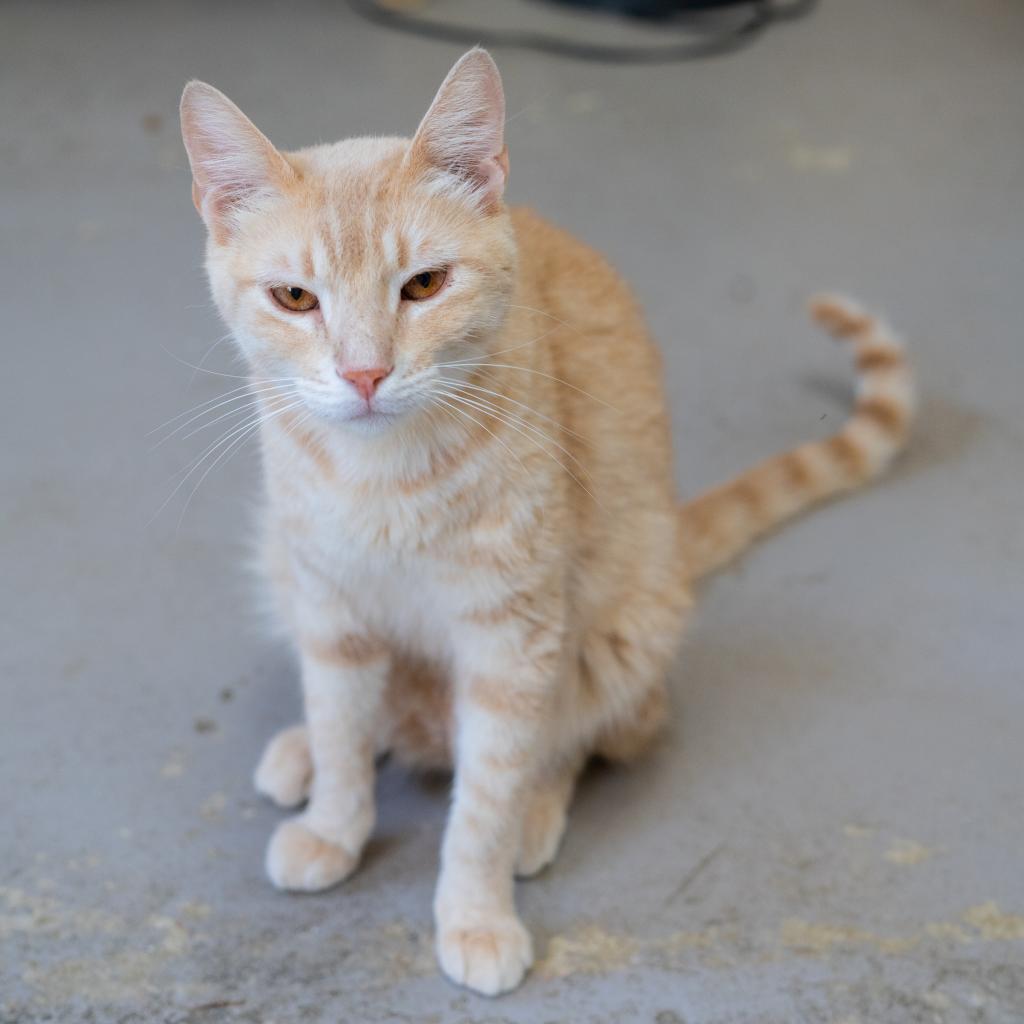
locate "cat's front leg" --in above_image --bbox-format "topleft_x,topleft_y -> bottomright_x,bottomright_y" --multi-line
433,631 -> 562,995
265,621 -> 389,893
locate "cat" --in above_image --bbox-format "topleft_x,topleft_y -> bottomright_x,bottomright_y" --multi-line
179,48 -> 914,996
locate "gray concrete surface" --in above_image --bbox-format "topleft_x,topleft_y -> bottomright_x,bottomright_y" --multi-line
2,1 -> 1022,1021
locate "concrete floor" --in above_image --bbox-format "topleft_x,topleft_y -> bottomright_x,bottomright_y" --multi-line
2,1 -> 1022,1021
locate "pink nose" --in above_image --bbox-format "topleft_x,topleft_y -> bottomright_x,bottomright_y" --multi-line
338,366 -> 391,402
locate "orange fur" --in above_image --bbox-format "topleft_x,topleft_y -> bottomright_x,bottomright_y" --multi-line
679,296 -> 915,578
182,50 -> 914,997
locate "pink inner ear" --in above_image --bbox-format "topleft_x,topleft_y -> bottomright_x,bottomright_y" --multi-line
180,81 -> 293,236
479,153 -> 508,198
495,147 -> 510,187
410,49 -> 508,206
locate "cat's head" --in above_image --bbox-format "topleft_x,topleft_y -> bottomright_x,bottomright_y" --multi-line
180,49 -> 515,434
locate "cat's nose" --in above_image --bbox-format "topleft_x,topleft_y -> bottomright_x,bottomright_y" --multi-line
338,365 -> 392,402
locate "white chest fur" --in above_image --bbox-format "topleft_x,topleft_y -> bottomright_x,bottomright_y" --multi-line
261,417 -> 544,664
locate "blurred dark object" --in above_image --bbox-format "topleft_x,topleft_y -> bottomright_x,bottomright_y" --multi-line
346,0 -> 818,64
552,0 -> 768,17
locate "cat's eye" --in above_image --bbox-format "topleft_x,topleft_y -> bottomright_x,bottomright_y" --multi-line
401,269 -> 447,302
271,285 -> 319,312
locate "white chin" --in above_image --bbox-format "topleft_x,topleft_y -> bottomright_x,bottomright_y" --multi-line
333,408 -> 398,435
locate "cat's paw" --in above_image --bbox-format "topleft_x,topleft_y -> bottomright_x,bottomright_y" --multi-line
436,912 -> 533,996
265,818 -> 356,892
515,790 -> 568,878
254,725 -> 312,808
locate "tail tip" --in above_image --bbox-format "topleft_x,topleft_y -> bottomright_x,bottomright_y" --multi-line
809,293 -> 873,340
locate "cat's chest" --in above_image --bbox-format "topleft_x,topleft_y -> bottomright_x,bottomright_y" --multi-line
276,480 -> 485,647
294,473 -> 461,564
266,427 -> 545,645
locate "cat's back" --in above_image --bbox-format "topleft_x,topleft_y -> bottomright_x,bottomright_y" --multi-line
510,207 -> 644,325
508,207 -> 678,544
510,206 -> 663,380
509,206 -> 671,452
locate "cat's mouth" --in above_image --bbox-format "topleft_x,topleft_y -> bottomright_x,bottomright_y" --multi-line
312,395 -> 408,433
348,406 -> 393,423
293,379 -> 408,431
334,406 -> 402,436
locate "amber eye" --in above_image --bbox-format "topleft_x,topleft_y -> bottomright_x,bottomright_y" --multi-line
401,269 -> 447,301
271,285 -> 319,312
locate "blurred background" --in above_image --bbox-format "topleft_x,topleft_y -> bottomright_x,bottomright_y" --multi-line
2,2 -> 1022,1021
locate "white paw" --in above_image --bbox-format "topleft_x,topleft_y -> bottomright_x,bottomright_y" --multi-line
515,793 -> 568,878
436,912 -> 533,996
265,817 -> 357,892
254,725 -> 312,808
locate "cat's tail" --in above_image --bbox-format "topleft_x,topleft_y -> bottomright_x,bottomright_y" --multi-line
678,295 -> 916,580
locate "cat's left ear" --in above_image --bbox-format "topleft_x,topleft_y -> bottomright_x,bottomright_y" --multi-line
179,81 -> 295,241
409,48 -> 509,208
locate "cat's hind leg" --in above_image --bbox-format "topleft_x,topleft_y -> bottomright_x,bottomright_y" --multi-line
593,682 -> 670,763
254,724 -> 312,808
515,755 -> 583,878
581,578 -> 691,764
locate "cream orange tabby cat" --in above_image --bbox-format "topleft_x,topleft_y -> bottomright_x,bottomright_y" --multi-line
179,49 -> 914,996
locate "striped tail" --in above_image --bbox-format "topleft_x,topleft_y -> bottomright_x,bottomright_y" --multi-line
679,295 -> 916,580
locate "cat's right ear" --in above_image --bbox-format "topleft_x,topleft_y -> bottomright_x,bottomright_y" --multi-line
408,49 -> 508,210
179,82 -> 295,241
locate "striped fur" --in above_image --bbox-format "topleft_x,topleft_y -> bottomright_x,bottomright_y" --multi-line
679,296 -> 916,578
182,51 -> 915,997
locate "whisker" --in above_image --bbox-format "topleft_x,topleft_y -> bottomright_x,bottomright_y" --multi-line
150,380 -> 299,447
429,387 -> 604,508
437,392 -> 604,510
430,384 -> 592,479
505,303 -> 582,337
503,101 -> 543,130
420,397 -> 484,479
281,405 -> 332,467
173,420 -> 265,531
177,385 -> 301,444
150,400 -> 283,525
440,362 -> 619,412
187,331 -> 235,387
172,397 -> 307,530
147,381 -> 259,437
436,325 -> 561,367
158,343 -> 294,383
427,393 -> 529,476
435,375 -> 590,444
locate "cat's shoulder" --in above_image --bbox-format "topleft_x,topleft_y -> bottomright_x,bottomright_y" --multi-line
509,206 -> 599,262
508,206 -> 636,310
